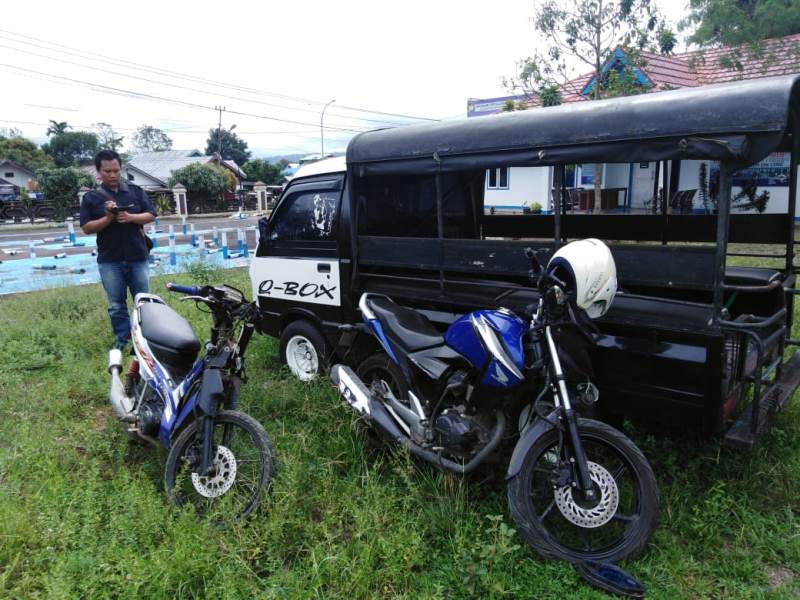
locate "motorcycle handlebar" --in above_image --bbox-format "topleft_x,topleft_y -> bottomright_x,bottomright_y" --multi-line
166,282 -> 200,295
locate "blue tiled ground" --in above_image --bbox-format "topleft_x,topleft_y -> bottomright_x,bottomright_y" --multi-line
0,242 -> 252,295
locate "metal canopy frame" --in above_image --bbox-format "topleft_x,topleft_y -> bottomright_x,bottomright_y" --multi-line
343,78 -> 800,448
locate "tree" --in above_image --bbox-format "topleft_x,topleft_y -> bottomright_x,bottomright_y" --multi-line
682,0 -> 800,70
37,167 -> 93,222
242,159 -> 284,185
0,127 -> 23,139
46,120 -> 70,136
130,125 -> 173,153
168,163 -> 227,213
205,127 -> 251,166
210,164 -> 238,192
0,137 -> 54,172
506,0 -> 672,212
684,0 -> 800,48
92,122 -> 124,151
42,131 -> 99,167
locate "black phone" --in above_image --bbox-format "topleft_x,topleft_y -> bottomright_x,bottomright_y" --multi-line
110,204 -> 134,215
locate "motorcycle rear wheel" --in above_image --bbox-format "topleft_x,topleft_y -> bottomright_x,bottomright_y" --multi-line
164,410 -> 276,520
355,353 -> 410,450
507,418 -> 658,563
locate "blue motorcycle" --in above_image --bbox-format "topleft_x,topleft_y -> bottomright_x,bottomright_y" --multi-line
332,242 -> 658,563
108,282 -> 275,519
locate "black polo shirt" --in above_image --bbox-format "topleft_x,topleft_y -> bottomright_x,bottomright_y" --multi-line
80,181 -> 156,263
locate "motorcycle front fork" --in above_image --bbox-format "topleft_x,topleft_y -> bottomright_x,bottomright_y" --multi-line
544,326 -> 595,500
563,409 -> 596,500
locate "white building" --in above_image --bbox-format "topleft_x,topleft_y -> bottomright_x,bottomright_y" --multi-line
0,159 -> 36,192
471,35 -> 800,216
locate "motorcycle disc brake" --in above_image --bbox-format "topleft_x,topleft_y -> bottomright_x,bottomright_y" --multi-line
553,461 -> 619,528
191,445 -> 237,498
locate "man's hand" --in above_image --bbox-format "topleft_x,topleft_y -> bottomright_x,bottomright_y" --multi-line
104,200 -> 117,221
116,211 -> 133,223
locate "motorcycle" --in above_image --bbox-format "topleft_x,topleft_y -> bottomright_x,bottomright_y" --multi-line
331,239 -> 659,563
107,281 -> 276,519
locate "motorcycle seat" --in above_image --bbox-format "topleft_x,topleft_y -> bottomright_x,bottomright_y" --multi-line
368,296 -> 444,352
139,302 -> 200,360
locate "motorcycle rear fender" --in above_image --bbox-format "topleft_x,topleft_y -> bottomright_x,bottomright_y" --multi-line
506,409 -> 560,481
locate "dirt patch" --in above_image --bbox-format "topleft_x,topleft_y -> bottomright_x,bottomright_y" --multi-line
89,406 -> 111,432
767,566 -> 795,589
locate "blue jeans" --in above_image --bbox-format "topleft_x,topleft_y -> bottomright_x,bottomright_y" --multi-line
98,260 -> 150,348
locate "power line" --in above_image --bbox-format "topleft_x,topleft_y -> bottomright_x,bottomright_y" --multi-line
0,41 -> 413,128
0,63 -> 368,133
0,118 -> 330,137
0,27 -> 441,123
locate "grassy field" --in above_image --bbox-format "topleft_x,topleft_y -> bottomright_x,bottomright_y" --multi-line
1,261 -> 799,599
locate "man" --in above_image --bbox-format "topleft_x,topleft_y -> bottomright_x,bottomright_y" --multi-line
81,149 -> 156,349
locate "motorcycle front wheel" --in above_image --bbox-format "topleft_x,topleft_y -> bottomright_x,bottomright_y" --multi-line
164,410 -> 276,520
507,418 -> 658,563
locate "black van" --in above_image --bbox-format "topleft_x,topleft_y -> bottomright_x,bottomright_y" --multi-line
250,74 -> 800,447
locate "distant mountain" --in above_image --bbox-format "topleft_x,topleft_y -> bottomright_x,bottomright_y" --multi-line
250,152 -> 304,164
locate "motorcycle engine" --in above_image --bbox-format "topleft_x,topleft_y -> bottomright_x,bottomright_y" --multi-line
137,395 -> 163,436
433,408 -> 483,457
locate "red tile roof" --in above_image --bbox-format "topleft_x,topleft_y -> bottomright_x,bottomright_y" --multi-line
681,32 -> 800,84
560,33 -> 800,102
473,34 -> 800,116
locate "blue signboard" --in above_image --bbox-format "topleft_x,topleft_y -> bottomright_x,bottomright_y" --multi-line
711,153 -> 791,187
467,95 -> 526,118
580,164 -> 598,186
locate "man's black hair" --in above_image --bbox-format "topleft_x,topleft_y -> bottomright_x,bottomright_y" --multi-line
94,149 -> 122,170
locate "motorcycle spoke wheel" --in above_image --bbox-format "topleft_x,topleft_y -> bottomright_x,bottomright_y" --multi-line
508,419 -> 658,563
165,410 -> 275,522
531,442 -> 635,551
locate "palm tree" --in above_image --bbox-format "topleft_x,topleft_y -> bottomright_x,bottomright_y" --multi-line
46,120 -> 70,137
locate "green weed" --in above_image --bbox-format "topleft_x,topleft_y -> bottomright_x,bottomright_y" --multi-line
0,266 -> 798,598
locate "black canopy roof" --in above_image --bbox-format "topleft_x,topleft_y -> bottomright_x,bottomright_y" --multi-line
347,75 -> 800,176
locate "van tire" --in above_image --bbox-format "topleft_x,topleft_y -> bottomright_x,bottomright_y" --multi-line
279,320 -> 328,382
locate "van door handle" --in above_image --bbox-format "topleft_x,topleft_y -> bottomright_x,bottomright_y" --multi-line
317,263 -> 331,273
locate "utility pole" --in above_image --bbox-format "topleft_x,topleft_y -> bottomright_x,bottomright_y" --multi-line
320,99 -> 336,157
215,105 -> 226,157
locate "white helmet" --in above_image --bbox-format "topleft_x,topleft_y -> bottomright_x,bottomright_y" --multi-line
546,239 -> 617,319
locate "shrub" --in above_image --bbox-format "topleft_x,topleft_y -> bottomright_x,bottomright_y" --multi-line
154,193 -> 173,216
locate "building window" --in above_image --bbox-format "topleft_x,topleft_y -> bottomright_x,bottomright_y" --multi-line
4,172 -> 13,178
487,167 -> 509,190
127,172 -> 134,181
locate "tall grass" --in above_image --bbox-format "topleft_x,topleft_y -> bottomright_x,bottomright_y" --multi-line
0,265 -> 798,599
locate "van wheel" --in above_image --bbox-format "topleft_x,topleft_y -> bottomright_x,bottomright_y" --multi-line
279,320 -> 328,382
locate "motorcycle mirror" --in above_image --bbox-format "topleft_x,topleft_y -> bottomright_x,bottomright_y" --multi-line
575,561 -> 645,599
524,247 -> 542,274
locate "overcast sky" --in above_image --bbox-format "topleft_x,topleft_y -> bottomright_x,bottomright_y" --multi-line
1,1 -> 692,159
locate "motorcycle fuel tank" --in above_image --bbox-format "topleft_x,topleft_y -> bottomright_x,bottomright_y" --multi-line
445,309 -> 526,389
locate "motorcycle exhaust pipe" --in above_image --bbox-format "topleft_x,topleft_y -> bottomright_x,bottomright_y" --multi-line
108,349 -> 135,423
331,365 -> 506,474
331,364 -> 405,440
330,364 -> 372,416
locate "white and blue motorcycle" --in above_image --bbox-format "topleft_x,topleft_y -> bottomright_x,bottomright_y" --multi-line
108,282 -> 276,519
332,240 -> 658,564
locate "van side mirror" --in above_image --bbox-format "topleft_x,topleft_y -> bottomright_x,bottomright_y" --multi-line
258,217 -> 270,241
